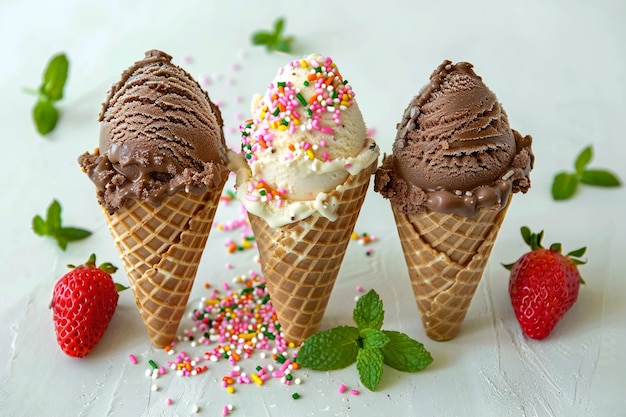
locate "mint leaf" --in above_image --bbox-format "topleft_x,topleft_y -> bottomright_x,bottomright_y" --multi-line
574,145 -> 593,175
46,199 -> 62,231
57,227 -> 93,242
251,17 -> 293,53
251,32 -> 275,46
41,53 -> 69,101
32,200 -> 91,250
297,326 -> 359,370
27,52 -> 69,136
380,331 -> 433,372
551,172 -> 579,200
32,215 -> 47,236
581,169 -> 621,187
33,100 -> 59,135
361,328 -> 390,349
353,289 -> 384,331
356,347 -> 384,391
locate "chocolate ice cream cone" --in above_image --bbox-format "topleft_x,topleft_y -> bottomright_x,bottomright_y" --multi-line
103,179 -> 225,348
249,162 -> 376,346
392,196 -> 511,341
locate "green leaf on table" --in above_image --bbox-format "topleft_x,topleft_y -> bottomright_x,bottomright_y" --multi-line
353,289 -> 384,331
551,172 -> 579,200
580,169 -> 621,187
551,145 -> 622,200
251,17 -> 294,53
40,53 -> 69,101
574,145 -> 593,175
296,326 -> 359,370
25,52 -> 69,136
356,347 -> 384,391
33,100 -> 59,135
32,200 -> 92,250
380,331 -> 433,373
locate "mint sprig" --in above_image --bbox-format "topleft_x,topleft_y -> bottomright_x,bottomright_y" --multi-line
32,199 -> 92,250
552,145 -> 621,200
25,53 -> 69,136
297,290 -> 433,391
251,18 -> 294,53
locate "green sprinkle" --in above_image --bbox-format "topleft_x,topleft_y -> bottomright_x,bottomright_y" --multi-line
276,353 -> 286,364
296,92 -> 307,107
281,119 -> 289,126
303,80 -> 310,86
273,107 -> 280,116
277,81 -> 287,87
259,189 -> 266,196
264,330 -> 276,340
256,365 -> 263,372
343,79 -> 348,85
292,393 -> 300,400
261,294 -> 270,304
245,235 -> 256,241
245,153 -> 252,160
314,66 -> 322,73
307,108 -> 313,117
285,373 -> 293,381
148,360 -> 157,370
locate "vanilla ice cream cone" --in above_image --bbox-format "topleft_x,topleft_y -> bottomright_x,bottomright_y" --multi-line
249,162 -> 375,345
392,196 -> 511,341
103,181 -> 225,348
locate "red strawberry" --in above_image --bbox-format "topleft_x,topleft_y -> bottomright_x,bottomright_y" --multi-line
50,254 -> 126,357
504,227 -> 586,340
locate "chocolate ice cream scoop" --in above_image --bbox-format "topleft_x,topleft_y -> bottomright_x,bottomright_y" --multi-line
79,50 -> 228,213
375,60 -> 533,217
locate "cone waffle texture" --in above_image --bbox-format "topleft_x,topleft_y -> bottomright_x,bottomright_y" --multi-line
103,183 -> 225,348
392,196 -> 511,341
248,162 -> 376,346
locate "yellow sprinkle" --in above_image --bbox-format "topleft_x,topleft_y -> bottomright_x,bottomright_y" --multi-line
238,333 -> 256,340
204,299 -> 219,305
217,224 -> 223,231
251,374 -> 263,386
306,149 -> 315,160
226,386 -> 235,394
340,101 -> 350,108
300,59 -> 308,68
351,232 -> 359,240
278,125 -> 287,131
288,342 -> 296,348
242,240 -> 252,249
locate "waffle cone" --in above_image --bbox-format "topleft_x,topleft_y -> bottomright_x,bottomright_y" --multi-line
392,196 -> 511,341
248,162 -> 376,345
103,181 -> 225,348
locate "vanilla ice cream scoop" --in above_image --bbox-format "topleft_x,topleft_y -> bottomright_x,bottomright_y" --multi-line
233,54 -> 379,227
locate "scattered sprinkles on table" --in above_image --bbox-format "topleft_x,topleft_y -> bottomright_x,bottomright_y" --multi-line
239,55 -> 357,206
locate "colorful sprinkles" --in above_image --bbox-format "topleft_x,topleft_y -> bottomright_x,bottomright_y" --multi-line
240,55 -> 357,205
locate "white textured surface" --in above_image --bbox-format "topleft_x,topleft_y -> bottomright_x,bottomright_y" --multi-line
1,1 -> 625,416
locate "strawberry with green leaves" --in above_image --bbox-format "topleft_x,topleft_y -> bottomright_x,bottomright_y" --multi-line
50,254 -> 127,358
504,227 -> 586,340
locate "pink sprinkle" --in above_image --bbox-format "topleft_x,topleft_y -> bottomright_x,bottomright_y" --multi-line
182,55 -> 193,64
159,366 -> 166,375
344,163 -> 353,169
231,63 -> 240,71
225,263 -> 233,269
128,354 -> 138,365
366,127 -> 377,137
356,285 -> 364,292
320,126 -> 334,135
200,75 -> 212,85
272,371 -> 285,378
350,389 -> 360,396
234,95 -> 244,103
338,383 -> 347,393
223,282 -> 230,291
166,398 -> 173,405
222,405 -> 230,416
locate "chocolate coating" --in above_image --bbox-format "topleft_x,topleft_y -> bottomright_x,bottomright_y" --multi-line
375,60 -> 533,217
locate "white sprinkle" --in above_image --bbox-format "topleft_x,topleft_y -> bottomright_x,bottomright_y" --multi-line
502,169 -> 514,180
455,190 -> 463,196
151,384 -> 159,391
445,64 -> 452,70
192,405 -> 200,413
